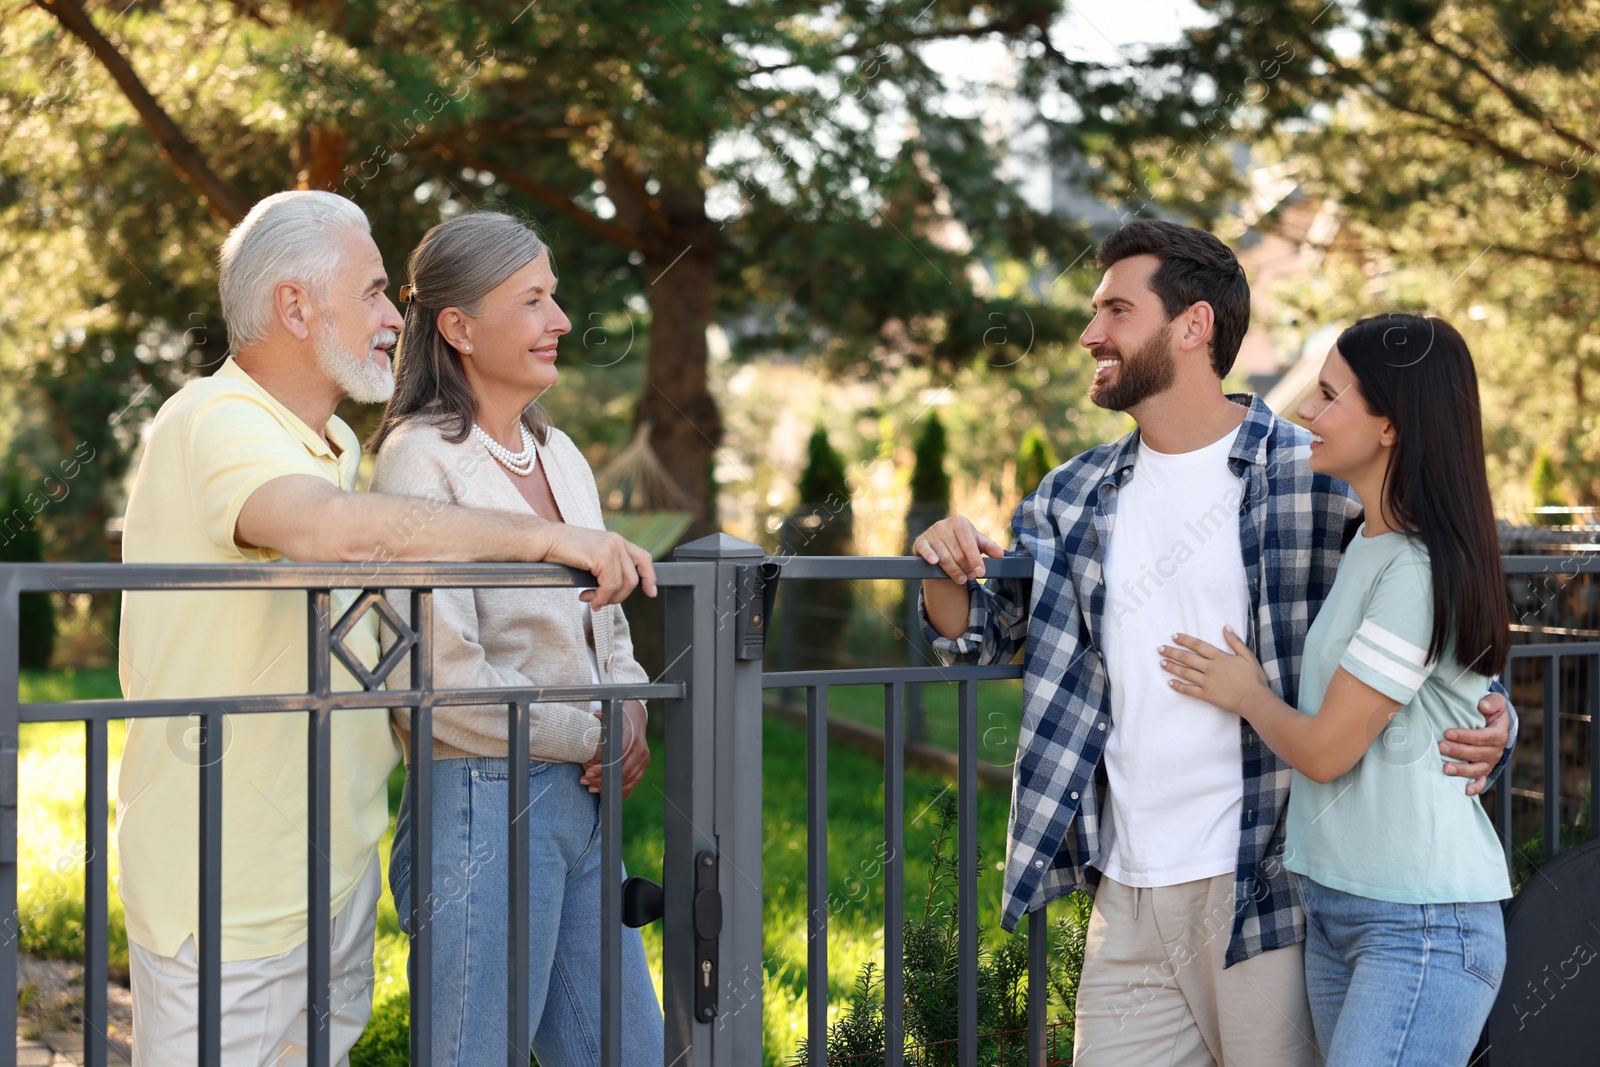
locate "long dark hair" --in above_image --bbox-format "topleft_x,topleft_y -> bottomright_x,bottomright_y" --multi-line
368,212 -> 553,453
1336,313 -> 1509,676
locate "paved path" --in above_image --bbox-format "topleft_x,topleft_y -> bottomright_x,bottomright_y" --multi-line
17,1030 -> 131,1066
16,953 -> 133,1066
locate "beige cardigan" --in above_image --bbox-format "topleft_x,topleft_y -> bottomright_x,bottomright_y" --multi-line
372,416 -> 650,764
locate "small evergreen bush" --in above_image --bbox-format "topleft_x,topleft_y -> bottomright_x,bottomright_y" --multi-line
1015,429 -> 1058,502
797,427 -> 850,509
785,428 -> 854,669
907,415 -> 951,510
1530,446 -> 1567,526
797,791 -> 1090,1065
349,991 -> 411,1067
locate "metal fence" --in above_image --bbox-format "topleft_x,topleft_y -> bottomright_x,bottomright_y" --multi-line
763,556 -> 1032,1067
0,544 -> 1595,1067
1499,557 -> 1600,867
0,554 -> 715,1067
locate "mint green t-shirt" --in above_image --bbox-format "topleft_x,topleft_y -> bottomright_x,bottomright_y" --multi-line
1284,527 -> 1511,904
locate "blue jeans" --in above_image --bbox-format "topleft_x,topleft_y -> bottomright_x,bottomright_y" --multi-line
1295,873 -> 1504,1066
390,757 -> 664,1067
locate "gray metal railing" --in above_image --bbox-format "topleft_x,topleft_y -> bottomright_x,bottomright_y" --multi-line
0,548 -> 1595,1067
1499,556 -> 1600,869
770,555 -> 1600,1067
1498,639 -> 1600,865
762,555 -> 1033,1067
0,556 -> 715,1067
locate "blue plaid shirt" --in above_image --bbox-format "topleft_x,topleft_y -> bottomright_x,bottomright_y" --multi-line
926,395 -> 1354,965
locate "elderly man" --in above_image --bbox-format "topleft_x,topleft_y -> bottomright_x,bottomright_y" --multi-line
117,190 -> 655,1066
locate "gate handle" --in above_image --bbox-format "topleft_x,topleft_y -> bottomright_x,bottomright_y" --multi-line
621,876 -> 664,928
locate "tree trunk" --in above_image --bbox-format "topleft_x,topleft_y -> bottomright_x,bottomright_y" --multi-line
636,218 -> 722,537
294,123 -> 350,191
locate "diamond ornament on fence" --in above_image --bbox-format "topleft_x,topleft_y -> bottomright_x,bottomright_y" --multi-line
330,589 -> 416,691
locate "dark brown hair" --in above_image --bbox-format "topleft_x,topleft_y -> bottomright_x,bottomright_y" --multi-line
369,212 -> 553,453
1337,313 -> 1510,676
1095,219 -> 1251,378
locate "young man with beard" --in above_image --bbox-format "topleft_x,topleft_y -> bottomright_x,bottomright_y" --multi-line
914,220 -> 1513,1065
117,190 -> 655,1066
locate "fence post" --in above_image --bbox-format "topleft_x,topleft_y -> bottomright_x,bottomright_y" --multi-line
660,562 -> 714,1067
673,534 -> 766,1067
0,571 -> 18,1067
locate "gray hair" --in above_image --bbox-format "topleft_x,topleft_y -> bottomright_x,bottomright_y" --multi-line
370,212 -> 552,453
218,191 -> 371,348
401,211 -> 547,316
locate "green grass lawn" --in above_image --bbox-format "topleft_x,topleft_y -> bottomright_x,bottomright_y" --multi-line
16,669 -> 128,979
15,669 -> 1054,1066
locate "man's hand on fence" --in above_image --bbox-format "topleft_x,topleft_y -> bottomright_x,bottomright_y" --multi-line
579,700 -> 650,798
912,515 -> 1004,585
1441,691 -> 1511,797
543,526 -> 658,607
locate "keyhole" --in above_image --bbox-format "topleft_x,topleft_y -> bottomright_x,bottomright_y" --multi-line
701,959 -> 712,987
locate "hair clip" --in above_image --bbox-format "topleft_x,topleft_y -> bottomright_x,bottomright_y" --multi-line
399,283 -> 415,303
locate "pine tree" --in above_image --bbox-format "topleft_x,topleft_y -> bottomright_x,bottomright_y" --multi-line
908,414 -> 952,510
1530,446 -> 1567,525
797,428 -> 850,510
1015,428 -> 1058,503
787,428 -> 854,669
905,413 -> 952,559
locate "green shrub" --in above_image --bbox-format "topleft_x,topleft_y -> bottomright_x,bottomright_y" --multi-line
1530,446 -> 1567,525
349,990 -> 412,1067
904,413 -> 952,562
797,791 -> 1087,1065
797,427 -> 850,508
786,428 -> 854,669
1047,888 -> 1091,1029
1015,429 -> 1058,502
908,414 -> 951,510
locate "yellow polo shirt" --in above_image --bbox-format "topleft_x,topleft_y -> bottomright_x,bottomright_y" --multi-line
117,358 -> 399,962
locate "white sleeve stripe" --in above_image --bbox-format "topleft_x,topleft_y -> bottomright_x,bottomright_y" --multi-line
1347,640 -> 1429,693
1355,618 -> 1432,667
1352,631 -> 1434,676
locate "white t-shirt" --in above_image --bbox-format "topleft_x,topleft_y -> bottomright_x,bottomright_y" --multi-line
1099,428 -> 1249,888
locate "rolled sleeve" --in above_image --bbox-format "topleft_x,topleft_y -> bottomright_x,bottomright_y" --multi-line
919,581 -> 987,662
918,565 -> 1031,666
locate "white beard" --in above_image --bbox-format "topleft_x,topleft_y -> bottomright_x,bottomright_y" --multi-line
315,322 -> 395,404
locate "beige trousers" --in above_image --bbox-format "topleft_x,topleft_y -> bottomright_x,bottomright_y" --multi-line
128,855 -> 381,1067
1072,873 -> 1319,1067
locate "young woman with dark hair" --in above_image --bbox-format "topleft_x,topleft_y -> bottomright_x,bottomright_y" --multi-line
1158,312 -> 1511,1065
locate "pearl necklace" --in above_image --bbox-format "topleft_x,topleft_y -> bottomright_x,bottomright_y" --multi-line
471,422 -> 538,476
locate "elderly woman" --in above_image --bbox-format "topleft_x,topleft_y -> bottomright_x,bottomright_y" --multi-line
370,211 -> 662,1066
